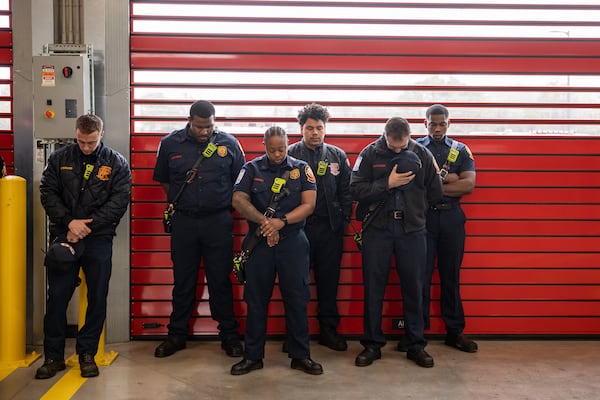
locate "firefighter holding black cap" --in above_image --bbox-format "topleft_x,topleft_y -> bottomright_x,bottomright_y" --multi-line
350,117 -> 442,369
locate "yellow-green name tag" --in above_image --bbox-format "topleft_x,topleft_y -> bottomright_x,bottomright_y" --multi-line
271,177 -> 286,193
202,143 -> 217,158
447,148 -> 459,163
316,161 -> 328,176
83,163 -> 94,180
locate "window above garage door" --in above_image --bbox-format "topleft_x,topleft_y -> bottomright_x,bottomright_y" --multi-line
131,1 -> 600,135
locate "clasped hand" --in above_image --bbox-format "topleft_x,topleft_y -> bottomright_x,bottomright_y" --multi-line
260,218 -> 284,247
67,218 -> 93,242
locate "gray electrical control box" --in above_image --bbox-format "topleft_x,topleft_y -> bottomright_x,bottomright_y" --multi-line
32,53 -> 93,139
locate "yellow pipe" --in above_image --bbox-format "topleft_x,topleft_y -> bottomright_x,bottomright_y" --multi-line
0,176 -> 40,370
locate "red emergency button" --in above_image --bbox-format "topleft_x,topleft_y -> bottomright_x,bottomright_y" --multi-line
63,66 -> 73,78
45,109 -> 55,119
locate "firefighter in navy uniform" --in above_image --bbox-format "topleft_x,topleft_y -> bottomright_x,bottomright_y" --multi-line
416,104 -> 478,353
153,100 -> 245,358
37,114 -> 131,379
351,117 -> 443,368
231,126 -> 323,376
287,103 -> 352,351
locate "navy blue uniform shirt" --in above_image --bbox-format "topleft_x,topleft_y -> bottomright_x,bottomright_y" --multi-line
234,154 -> 317,235
153,125 -> 245,213
417,135 -> 475,202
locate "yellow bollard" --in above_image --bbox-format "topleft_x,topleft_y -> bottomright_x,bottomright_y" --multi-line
0,176 -> 40,380
66,269 -> 118,367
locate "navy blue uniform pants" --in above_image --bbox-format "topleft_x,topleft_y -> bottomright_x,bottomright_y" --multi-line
243,230 -> 311,360
168,210 -> 239,340
361,222 -> 427,352
423,206 -> 467,336
304,218 -> 344,330
43,234 -> 113,359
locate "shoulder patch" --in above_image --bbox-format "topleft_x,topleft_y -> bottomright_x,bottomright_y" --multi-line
305,165 -> 316,184
465,145 -> 474,161
234,169 -> 245,185
352,155 -> 362,172
237,140 -> 245,157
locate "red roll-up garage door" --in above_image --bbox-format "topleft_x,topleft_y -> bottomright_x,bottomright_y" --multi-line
130,1 -> 600,338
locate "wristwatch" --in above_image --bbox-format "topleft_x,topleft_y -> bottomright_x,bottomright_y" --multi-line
439,169 -> 449,180
280,215 -> 288,226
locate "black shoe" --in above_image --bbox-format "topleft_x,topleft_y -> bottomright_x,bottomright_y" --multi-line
231,358 -> 263,375
35,359 -> 66,379
154,337 -> 186,358
291,358 -> 323,375
355,348 -> 381,367
282,341 -> 288,353
318,327 -> 348,351
79,353 -> 99,377
445,334 -> 478,353
221,337 -> 243,357
396,335 -> 408,352
407,348 -> 434,368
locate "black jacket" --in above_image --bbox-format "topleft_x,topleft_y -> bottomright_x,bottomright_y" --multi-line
40,142 -> 131,237
350,136 -> 442,233
288,141 -> 352,231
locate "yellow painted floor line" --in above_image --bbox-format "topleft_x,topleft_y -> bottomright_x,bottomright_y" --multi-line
0,366 -> 16,381
40,368 -> 87,400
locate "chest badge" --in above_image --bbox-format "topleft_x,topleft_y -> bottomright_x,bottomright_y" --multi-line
217,145 -> 228,157
97,165 -> 112,181
329,162 -> 340,176
290,168 -> 300,180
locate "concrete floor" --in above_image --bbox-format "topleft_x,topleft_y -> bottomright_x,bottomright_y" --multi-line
2,339 -> 599,400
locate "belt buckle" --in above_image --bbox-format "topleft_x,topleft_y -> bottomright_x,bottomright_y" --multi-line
392,211 -> 403,220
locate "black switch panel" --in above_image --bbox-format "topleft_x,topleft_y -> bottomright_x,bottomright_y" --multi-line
65,99 -> 77,118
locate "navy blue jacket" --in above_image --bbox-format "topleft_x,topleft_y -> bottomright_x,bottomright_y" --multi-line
288,141 -> 352,231
40,142 -> 131,237
350,136 -> 443,232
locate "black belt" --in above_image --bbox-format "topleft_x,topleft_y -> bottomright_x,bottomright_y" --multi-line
389,210 -> 403,220
178,207 -> 228,218
430,202 -> 458,211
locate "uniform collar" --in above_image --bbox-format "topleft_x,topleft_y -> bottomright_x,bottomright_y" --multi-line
426,135 -> 453,147
301,140 -> 325,153
78,142 -> 103,161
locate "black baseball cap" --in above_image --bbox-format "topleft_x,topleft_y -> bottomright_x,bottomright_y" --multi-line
44,236 -> 85,273
390,150 -> 422,190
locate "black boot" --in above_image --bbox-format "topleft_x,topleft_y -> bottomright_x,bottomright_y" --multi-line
318,324 -> 347,351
